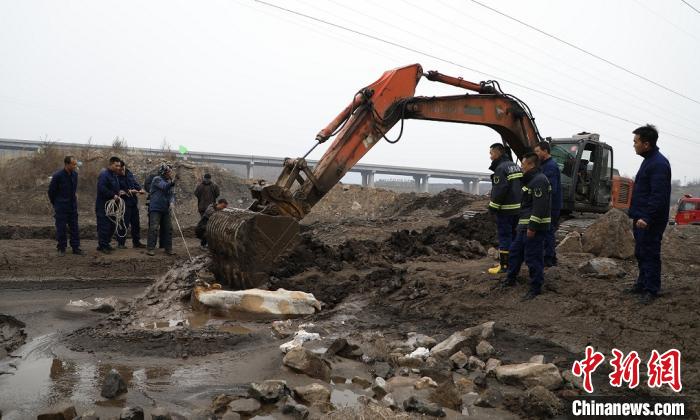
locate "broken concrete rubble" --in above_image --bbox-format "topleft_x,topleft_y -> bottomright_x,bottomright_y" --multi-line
429,321 -> 494,359
248,380 -> 290,403
449,350 -> 469,369
578,257 -> 624,277
279,329 -> 321,354
556,231 -> 583,253
495,362 -> 562,390
476,340 -> 495,359
294,383 -> 331,405
282,347 -> 332,381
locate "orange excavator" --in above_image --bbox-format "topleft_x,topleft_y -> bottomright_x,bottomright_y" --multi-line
207,64 -> 633,288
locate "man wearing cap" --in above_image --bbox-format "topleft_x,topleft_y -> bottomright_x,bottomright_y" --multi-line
194,173 -> 220,217
146,164 -> 176,256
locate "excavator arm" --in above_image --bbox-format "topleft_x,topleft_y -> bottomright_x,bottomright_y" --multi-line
208,63 -> 543,288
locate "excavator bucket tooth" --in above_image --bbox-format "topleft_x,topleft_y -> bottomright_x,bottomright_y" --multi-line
206,208 -> 300,290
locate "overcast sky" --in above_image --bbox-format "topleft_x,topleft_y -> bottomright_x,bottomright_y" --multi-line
1,0 -> 698,184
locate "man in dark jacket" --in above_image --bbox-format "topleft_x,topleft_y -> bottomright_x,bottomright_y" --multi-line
95,156 -> 123,254
196,198 -> 228,249
147,164 -> 176,256
194,173 -> 220,216
48,155 -> 83,256
500,153 -> 551,300
487,143 -> 523,274
627,124 -> 671,304
116,161 -> 145,249
534,141 -> 563,267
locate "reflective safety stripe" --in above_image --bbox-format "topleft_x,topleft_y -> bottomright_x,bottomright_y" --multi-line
522,186 -> 530,192
529,215 -> 551,224
488,201 -> 501,209
500,203 -> 521,210
507,172 -> 523,180
518,218 -> 530,224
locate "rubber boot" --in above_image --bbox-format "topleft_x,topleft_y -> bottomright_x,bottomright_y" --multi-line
488,251 -> 509,274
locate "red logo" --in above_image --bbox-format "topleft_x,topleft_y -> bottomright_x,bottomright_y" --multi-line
609,349 -> 641,389
647,349 -> 682,392
572,346 -> 605,393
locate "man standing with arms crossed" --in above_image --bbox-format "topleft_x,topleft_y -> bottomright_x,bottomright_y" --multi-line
534,141 -> 562,267
626,124 -> 671,305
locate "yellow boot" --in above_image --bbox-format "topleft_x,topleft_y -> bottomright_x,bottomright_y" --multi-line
488,251 -> 509,274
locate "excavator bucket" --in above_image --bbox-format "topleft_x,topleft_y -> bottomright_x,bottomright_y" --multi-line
206,208 -> 300,289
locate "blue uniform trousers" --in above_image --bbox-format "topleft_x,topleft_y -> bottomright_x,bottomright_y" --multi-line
496,214 -> 518,252
117,204 -> 141,246
507,229 -> 546,292
544,210 -> 560,265
96,206 -> 116,250
55,210 -> 80,250
633,223 -> 665,295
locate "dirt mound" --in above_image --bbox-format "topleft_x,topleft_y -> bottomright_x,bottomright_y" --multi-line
384,188 -> 481,217
272,213 -> 494,283
0,314 -> 26,358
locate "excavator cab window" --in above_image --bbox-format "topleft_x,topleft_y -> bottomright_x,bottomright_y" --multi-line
551,142 -> 578,209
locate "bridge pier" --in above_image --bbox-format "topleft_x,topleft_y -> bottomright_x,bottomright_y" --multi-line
246,162 -> 255,180
462,178 -> 482,195
361,170 -> 376,188
413,175 -> 430,193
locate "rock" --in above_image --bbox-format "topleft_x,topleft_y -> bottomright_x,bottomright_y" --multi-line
227,398 -> 261,415
480,321 -> 495,339
220,413 -> 241,420
372,377 -> 388,398
522,385 -> 564,418
279,329 -> 321,354
467,356 -> 486,371
324,338 -> 348,356
293,383 -> 330,405
283,347 -> 331,381
414,376 -> 438,389
562,369 -> 584,390
337,341 -> 363,359
475,388 -> 503,408
280,397 -> 309,419
461,392 -> 479,411
101,369 -> 127,399
408,346 -> 430,360
430,325 -> 482,359
495,363 -> 562,390
450,350 -> 469,369
582,208 -> 634,259
271,320 -> 295,338
454,375 -> 475,394
193,286 -> 321,317
382,393 -> 397,408
210,394 -> 234,413
557,231 -> 583,253
351,376 -> 372,389
396,355 -> 424,368
37,405 -> 77,420
476,340 -> 495,359
578,257 -> 624,277
487,247 -> 499,261
403,396 -> 446,417
248,380 -> 290,403
485,358 -> 502,375
371,361 -> 392,379
529,355 -> 545,364
75,411 -> 99,420
406,332 -> 437,349
120,406 -> 145,420
150,407 -> 171,420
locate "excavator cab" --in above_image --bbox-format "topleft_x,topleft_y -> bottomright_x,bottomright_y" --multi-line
550,133 -> 618,214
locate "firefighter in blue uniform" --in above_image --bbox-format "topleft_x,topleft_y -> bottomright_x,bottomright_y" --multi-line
47,155 -> 83,256
116,160 -> 145,249
95,156 -> 123,254
500,152 -> 551,300
534,141 -> 562,267
487,143 -> 523,274
626,124 -> 671,304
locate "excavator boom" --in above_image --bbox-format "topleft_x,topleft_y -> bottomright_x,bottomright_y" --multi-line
208,64 -> 543,288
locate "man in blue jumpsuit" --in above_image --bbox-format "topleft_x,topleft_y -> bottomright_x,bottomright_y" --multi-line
116,161 -> 145,249
500,153 -> 551,300
627,124 -> 671,304
534,141 -> 562,267
48,156 -> 83,256
146,164 -> 176,256
487,143 -> 523,274
95,156 -> 123,254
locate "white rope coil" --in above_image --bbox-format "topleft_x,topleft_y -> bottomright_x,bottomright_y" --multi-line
105,197 -> 127,238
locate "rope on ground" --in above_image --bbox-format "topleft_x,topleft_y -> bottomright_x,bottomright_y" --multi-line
105,197 -> 127,239
170,204 -> 193,262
